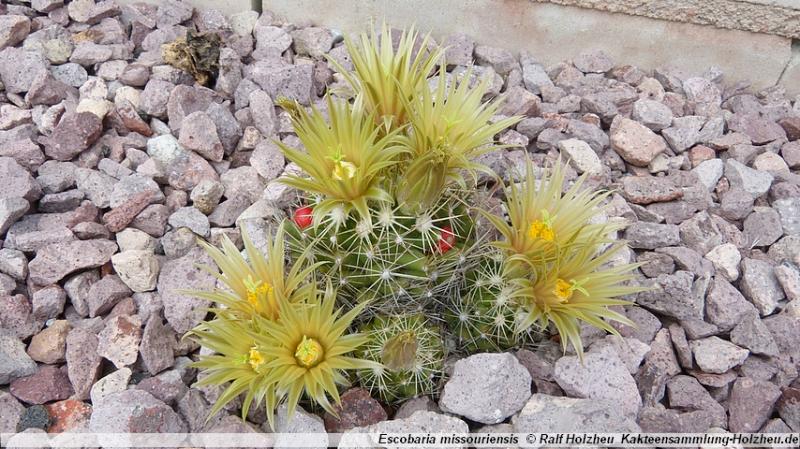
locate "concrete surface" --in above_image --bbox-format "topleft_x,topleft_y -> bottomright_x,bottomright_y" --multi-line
261,0 -> 795,93
537,0 -> 800,39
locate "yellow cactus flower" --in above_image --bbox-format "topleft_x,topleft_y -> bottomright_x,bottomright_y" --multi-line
248,346 -> 266,371
332,159 -> 357,181
553,279 -> 573,302
294,336 -> 324,368
528,219 -> 555,242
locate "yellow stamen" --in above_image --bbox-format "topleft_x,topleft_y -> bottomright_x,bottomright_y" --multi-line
294,336 -> 324,368
332,160 -> 356,180
554,279 -> 573,302
248,346 -> 265,371
246,281 -> 274,311
528,219 -> 555,242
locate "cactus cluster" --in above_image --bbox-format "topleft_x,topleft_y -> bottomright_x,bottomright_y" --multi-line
187,23 -> 645,426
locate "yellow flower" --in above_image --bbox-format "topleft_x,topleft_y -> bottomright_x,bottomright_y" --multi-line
294,335 -> 324,368
554,279 -> 573,302
244,279 -> 276,318
332,159 -> 357,180
528,219 -> 555,242
248,346 -> 265,371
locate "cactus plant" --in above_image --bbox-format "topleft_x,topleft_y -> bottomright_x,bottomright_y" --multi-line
478,159 -> 645,356
279,27 -> 519,313
328,23 -> 443,130
356,314 -> 445,402
444,249 -> 535,352
185,223 -> 377,429
285,193 -> 479,312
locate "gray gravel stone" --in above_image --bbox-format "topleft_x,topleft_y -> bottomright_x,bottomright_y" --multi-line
774,197 -> 800,236
0,248 -> 27,282
637,271 -> 702,321
89,389 -> 187,433
474,45 -> 517,75
250,139 -> 285,181
740,258 -> 785,316
730,314 -> 779,356
178,111 -> 224,162
679,211 -> 723,255
168,206 -> 210,237
632,99 -> 673,131
0,330 -> 37,385
90,367 -> 131,406
725,159 -> 773,198
139,315 -> 176,376
743,207 -> 784,247
0,158 -> 41,202
0,390 -> 24,433
692,159 -> 724,190
513,394 -> 640,432
65,327 -> 102,400
705,277 -> 757,332
0,197 -> 30,236
691,336 -> 749,374
621,175 -> 682,205
666,375 -> 726,427
624,222 -> 680,249
274,404 -> 327,449
158,247 -> 217,334
554,345 -> 642,416
439,353 -> 531,424
728,377 -> 781,433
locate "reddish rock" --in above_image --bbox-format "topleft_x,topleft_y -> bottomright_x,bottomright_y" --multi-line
66,200 -> 101,228
610,116 -> 667,167
103,190 -> 154,232
778,117 -> 800,141
10,365 -> 74,404
65,327 -> 102,400
0,294 -> 41,340
178,111 -> 224,162
728,113 -> 787,145
116,100 -> 153,137
45,399 -> 92,433
0,138 -> 45,171
139,315 -> 176,376
25,71 -> 69,106
323,387 -> 387,432
39,112 -> 103,161
689,145 -> 716,167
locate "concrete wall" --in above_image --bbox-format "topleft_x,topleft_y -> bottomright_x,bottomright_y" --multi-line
536,0 -> 800,39
261,0 -> 796,93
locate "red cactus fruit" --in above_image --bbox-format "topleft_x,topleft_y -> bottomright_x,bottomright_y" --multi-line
293,206 -> 313,229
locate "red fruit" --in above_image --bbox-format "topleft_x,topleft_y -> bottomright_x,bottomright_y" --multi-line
293,206 -> 313,229
436,225 -> 456,253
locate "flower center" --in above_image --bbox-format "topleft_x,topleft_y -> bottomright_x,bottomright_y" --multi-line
248,346 -> 265,371
528,219 -> 555,242
295,336 -> 324,368
554,279 -> 574,302
332,159 -> 356,180
246,282 -> 274,307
